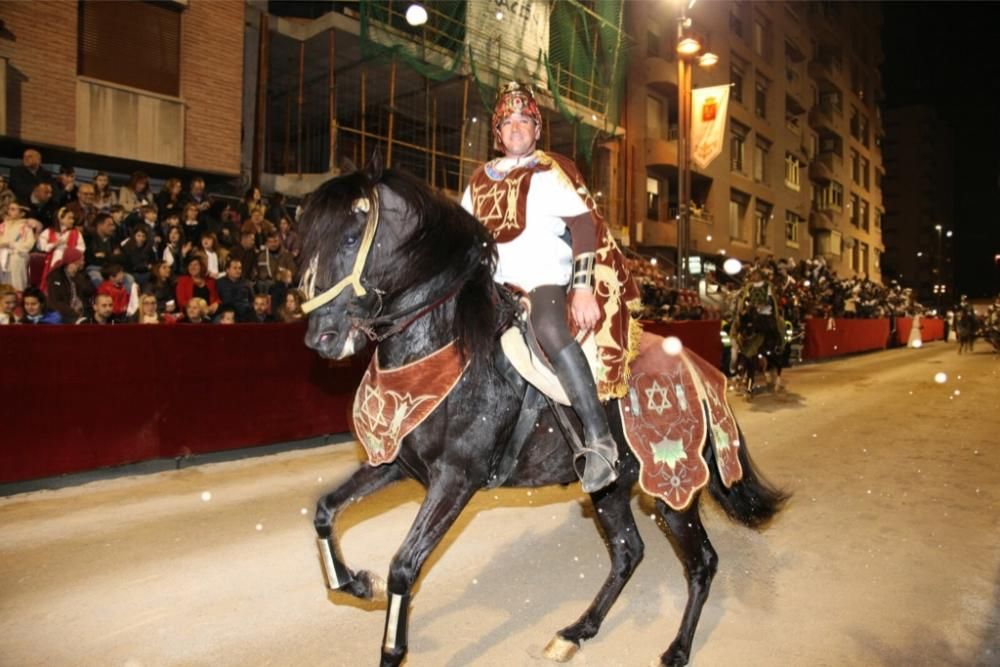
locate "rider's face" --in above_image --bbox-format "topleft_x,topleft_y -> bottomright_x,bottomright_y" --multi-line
499,113 -> 540,159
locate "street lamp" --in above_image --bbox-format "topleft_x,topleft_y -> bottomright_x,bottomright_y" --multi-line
675,11 -> 717,289
934,224 -> 944,312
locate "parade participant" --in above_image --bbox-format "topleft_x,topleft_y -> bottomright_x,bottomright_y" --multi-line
461,81 -> 641,493
37,207 -> 86,289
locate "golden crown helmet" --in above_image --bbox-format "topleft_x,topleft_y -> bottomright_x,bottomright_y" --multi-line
492,81 -> 542,152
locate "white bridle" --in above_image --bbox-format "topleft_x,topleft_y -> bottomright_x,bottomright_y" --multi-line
300,190 -> 380,315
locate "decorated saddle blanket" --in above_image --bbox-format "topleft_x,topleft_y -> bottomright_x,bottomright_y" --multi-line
619,332 -> 743,510
352,341 -> 469,465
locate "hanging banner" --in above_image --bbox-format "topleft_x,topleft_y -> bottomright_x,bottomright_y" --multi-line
690,85 -> 731,170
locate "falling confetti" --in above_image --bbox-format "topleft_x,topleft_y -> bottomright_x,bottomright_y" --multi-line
662,336 -> 683,356
200,491 -> 212,502
255,523 -> 263,531
953,390 -> 961,396
934,372 -> 947,384
300,508 -> 308,515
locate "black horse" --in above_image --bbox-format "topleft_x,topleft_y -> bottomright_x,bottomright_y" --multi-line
956,309 -> 977,354
731,287 -> 788,397
299,156 -> 787,667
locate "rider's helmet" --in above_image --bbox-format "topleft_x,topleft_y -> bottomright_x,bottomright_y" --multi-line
492,81 -> 543,152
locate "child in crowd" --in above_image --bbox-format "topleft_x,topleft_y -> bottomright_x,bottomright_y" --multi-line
122,227 -> 157,289
96,263 -> 130,318
199,232 -> 224,279
0,284 -> 20,324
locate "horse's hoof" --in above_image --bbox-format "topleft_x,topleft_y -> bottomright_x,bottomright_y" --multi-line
543,636 -> 578,662
362,570 -> 388,603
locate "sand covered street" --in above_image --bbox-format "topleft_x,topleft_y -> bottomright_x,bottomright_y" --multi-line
1,342 -> 997,666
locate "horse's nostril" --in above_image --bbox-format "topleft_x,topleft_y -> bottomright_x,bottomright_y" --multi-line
321,333 -> 331,343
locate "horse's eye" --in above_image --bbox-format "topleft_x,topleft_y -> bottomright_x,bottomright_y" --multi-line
343,233 -> 359,248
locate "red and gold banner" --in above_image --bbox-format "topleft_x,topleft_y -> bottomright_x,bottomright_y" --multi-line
691,85 -> 731,170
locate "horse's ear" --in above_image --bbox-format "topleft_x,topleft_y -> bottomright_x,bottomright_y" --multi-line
364,146 -> 384,181
339,156 -> 357,173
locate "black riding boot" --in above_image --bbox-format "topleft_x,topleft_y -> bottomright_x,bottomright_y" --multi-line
550,342 -> 619,493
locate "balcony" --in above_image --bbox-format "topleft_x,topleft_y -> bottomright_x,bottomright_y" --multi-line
809,208 -> 837,232
808,152 -> 840,182
645,56 -> 678,96
808,103 -> 837,132
645,137 -> 679,169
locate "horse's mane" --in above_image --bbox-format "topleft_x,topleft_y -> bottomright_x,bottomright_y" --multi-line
300,167 -> 500,373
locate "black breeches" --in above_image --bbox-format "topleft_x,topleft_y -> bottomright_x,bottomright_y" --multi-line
529,284 -> 573,358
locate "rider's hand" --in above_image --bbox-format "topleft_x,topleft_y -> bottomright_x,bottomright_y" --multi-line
570,288 -> 600,332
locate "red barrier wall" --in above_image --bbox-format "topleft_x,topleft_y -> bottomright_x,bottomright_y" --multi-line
641,319 -> 723,367
802,318 -> 890,360
0,324 -> 364,483
895,317 -> 945,346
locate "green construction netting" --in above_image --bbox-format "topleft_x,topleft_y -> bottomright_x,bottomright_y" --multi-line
358,0 -> 629,163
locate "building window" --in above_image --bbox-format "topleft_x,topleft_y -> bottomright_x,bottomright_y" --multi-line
860,115 -> 870,147
731,58 -> 745,105
755,78 -> 768,118
850,193 -> 861,227
754,201 -> 773,247
730,3 -> 744,38
875,208 -> 883,229
753,137 -> 771,183
810,133 -> 820,159
731,121 -> 749,173
784,153 -> 801,190
647,23 -> 661,57
862,157 -> 870,190
78,0 -> 182,97
874,248 -> 882,271
646,177 -> 660,220
851,150 -> 861,185
851,238 -> 861,272
813,181 -> 844,211
785,211 -> 803,247
729,189 -> 750,241
646,95 -> 666,140
860,198 -> 869,231
876,168 -> 884,190
753,18 -> 769,60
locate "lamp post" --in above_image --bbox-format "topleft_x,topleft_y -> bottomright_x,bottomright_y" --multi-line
675,10 -> 716,290
934,224 -> 943,313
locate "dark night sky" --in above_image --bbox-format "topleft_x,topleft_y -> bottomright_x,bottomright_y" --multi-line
881,2 -> 1000,298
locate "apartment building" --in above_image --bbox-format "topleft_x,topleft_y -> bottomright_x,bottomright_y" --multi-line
625,1 -> 885,282
882,106 -> 956,306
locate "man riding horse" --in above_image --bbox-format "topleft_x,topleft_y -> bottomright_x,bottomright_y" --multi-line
730,266 -> 786,389
461,82 -> 641,492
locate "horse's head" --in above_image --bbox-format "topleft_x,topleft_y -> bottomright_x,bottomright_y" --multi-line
298,153 -> 496,360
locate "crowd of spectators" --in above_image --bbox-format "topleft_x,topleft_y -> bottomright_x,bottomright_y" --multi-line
0,148 -> 306,325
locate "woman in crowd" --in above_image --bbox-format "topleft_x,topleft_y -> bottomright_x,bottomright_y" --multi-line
238,186 -> 268,222
161,225 -> 191,277
0,175 -> 16,212
277,289 -> 306,323
20,286 -> 61,324
177,296 -> 209,324
93,171 -> 117,211
122,226 -> 157,290
119,171 -> 155,213
0,203 -> 37,291
277,216 -> 301,260
156,178 -> 185,220
175,254 -> 219,316
148,261 -> 176,314
180,202 -> 205,244
199,232 -> 225,279
37,207 -> 85,288
131,294 -> 173,324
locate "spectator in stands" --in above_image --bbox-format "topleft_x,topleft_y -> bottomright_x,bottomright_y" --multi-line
96,263 -> 130,319
228,229 -> 258,282
278,289 -> 306,323
214,201 -> 241,249
0,284 -> 20,324
0,203 -> 37,291
277,215 -> 301,260
255,232 -> 296,294
216,257 -> 253,322
161,225 -> 191,277
180,202 -> 206,244
122,226 -> 156,289
119,171 -> 155,213
26,183 -> 56,230
178,297 -> 209,324
186,176 -> 212,213
249,293 -> 275,323
108,204 -> 129,245
54,166 -> 78,208
216,305 -> 237,325
21,286 -> 61,325
10,149 -> 53,204
84,212 -> 127,287
175,254 -> 219,316
85,293 -> 121,325
37,207 -> 85,288
148,261 -> 176,314
199,232 -> 224,279
0,175 -> 15,212
130,204 -> 160,245
157,178 -> 185,220
238,186 -> 267,222
268,266 -> 294,318
93,171 -> 117,211
68,183 -> 99,231
266,192 -> 288,227
45,247 -> 93,323
131,293 -> 170,324
243,208 -> 276,248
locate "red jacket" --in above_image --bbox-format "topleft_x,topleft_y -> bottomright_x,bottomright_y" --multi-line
97,280 -> 130,315
175,275 -> 219,309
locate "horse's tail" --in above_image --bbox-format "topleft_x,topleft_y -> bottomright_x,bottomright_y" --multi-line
705,428 -> 789,528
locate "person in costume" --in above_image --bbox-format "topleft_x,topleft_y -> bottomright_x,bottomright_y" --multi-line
730,266 -> 786,361
461,82 -> 641,493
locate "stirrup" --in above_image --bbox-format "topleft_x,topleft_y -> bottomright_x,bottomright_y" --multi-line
572,436 -> 619,493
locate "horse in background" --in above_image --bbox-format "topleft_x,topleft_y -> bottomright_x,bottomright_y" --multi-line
956,308 -> 977,354
730,279 -> 789,398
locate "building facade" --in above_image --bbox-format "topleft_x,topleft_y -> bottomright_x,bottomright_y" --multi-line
0,0 -> 245,177
882,105 -> 956,307
625,1 -> 885,282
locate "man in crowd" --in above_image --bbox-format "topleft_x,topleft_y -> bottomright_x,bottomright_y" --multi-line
249,294 -> 275,323
255,231 -> 296,294
45,247 -> 93,323
9,149 -> 53,204
27,183 -> 56,230
69,183 -> 99,231
85,293 -> 121,325
216,258 -> 254,322
54,165 -> 78,207
228,230 -> 258,283
85,213 -> 127,287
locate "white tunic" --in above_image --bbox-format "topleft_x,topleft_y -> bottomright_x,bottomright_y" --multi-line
462,160 -> 588,291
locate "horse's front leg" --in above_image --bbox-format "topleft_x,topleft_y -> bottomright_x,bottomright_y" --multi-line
315,462 -> 405,601
380,467 -> 478,667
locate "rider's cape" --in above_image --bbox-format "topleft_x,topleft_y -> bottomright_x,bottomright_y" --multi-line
468,151 -> 642,400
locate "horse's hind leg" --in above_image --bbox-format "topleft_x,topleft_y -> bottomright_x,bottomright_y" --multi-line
655,496 -> 718,667
544,469 -> 644,662
315,463 -> 405,601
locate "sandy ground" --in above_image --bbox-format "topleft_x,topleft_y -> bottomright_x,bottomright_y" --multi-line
1,342 -> 998,667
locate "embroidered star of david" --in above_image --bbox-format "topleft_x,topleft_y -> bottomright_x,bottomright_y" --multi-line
358,385 -> 388,431
645,380 -> 672,415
